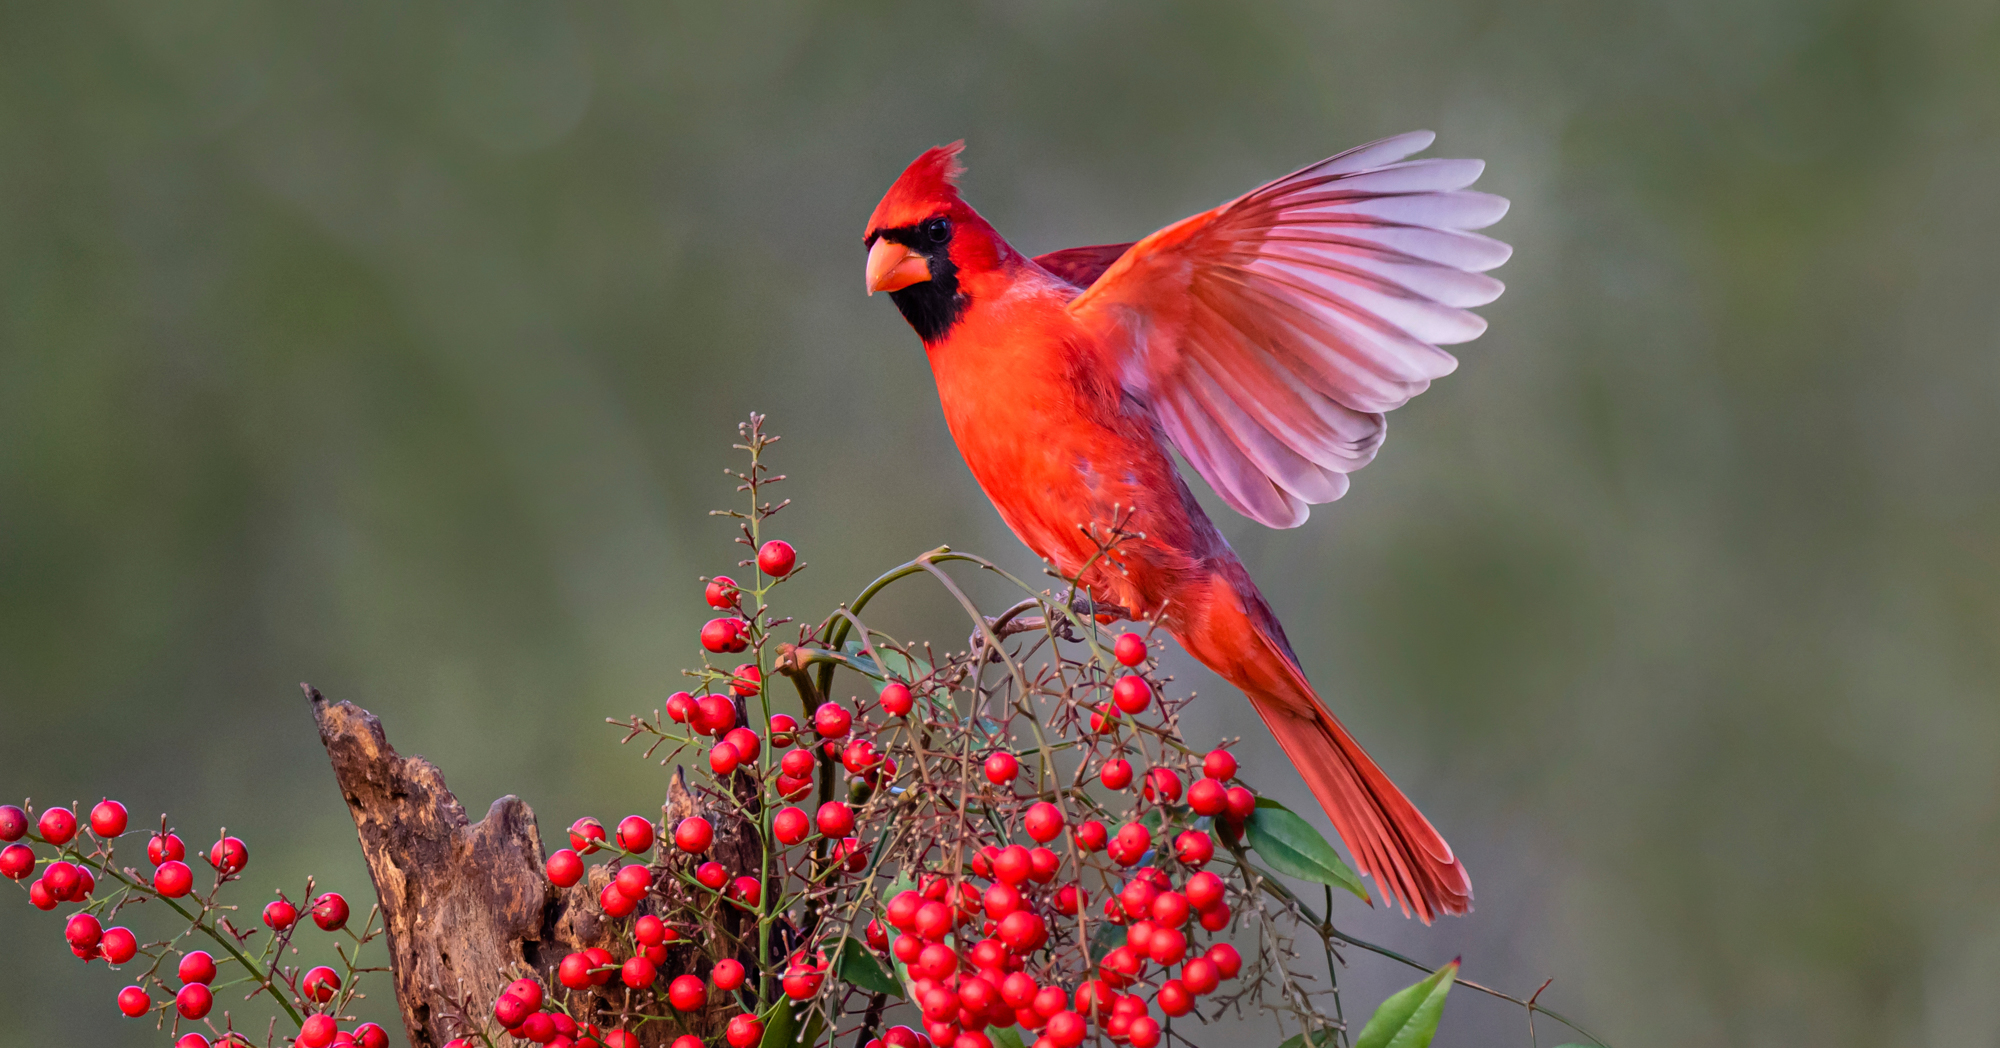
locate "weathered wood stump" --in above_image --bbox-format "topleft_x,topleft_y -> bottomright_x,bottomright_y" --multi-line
305,684 -> 753,1047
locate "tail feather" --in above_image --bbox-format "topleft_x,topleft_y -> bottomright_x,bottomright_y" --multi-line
1173,566 -> 1471,922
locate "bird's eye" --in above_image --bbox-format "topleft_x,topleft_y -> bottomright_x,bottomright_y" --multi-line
924,218 -> 951,244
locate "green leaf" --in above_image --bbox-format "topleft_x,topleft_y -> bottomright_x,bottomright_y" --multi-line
1245,797 -> 1369,901
756,999 -> 798,1048
840,642 -> 932,693
988,1027 -> 1027,1048
1275,1029 -> 1339,1048
1354,961 -> 1457,1048
835,936 -> 904,998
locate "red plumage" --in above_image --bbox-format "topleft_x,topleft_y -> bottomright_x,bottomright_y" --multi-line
863,134 -> 1510,921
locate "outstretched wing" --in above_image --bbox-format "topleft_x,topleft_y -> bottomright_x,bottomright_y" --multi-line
1069,131 -> 1511,528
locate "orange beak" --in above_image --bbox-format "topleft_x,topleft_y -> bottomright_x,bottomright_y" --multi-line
866,238 -> 932,295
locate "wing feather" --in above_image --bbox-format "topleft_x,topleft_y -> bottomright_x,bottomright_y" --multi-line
1070,132 -> 1510,527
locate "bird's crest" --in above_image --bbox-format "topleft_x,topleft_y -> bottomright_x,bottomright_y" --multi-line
866,141 -> 966,236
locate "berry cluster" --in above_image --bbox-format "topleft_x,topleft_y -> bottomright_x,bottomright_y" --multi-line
1,798 -> 382,1047
492,416 -> 1377,1048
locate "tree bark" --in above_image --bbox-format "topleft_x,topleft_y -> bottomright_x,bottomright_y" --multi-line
305,684 -> 747,1048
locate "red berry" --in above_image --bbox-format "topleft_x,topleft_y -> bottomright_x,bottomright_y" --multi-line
1017,803 -> 1063,844
992,844 -> 1032,885
1109,823 -> 1151,866
148,833 -> 185,864
600,880 -> 637,917
1187,777 -> 1227,816
1156,978 -> 1192,1016
622,955 -> 658,989
694,861 -> 728,890
880,681 -> 914,717
1099,759 -> 1133,790
99,925 -> 138,964
1184,870 -> 1226,910
1202,749 -> 1237,781
65,912 -> 102,950
730,665 -> 762,698
263,898 -> 298,930
780,748 -> 816,777
1151,890 -> 1191,927
771,806 -> 809,845
813,702 -> 853,739
1128,1015 -> 1162,1048
37,807 -> 77,846
1147,925 -> 1188,965
0,843 -> 31,879
614,863 -> 653,900
913,900 -> 953,940
1223,786 -> 1257,822
886,890 -> 924,931
153,860 -> 193,897
312,892 -> 350,931
983,751 -> 1019,785
1112,632 -> 1147,667
558,951 -> 593,989
1073,820 -> 1107,852
1053,884 -> 1086,916
1029,846 -> 1060,883
1198,901 -> 1231,931
757,540 -> 797,578
726,1014 -> 765,1048
616,815 -> 657,854
782,961 -> 825,999
175,982 -> 212,1019
713,956 -> 746,990
697,695 -> 740,735
1180,956 -> 1220,995
997,910 -> 1045,952
701,616 -> 745,653
666,692 -> 696,723
885,1027 -> 924,1048
1207,942 -> 1242,978
297,1015 -> 336,1048
706,575 -> 740,608
570,817 -> 607,854
42,860 -> 79,899
913,942 -> 958,981
492,992 -> 532,1028
302,965 -> 341,1003
1111,675 -> 1151,714
1174,830 -> 1214,867
179,950 -> 217,984
0,806 -> 25,842
116,985 -> 151,1017
545,848 -> 584,887
832,836 -> 869,873
506,977 -> 544,1011
842,739 -> 880,775
665,816 -> 709,855
206,836 -> 248,874
72,865 -> 94,899
1119,878 -> 1159,919
27,879 -> 55,910
769,713 -> 799,745
1045,1011 -> 1086,1047
89,800 -> 128,838
355,1023 -> 390,1048
815,801 -> 854,837
723,727 -> 761,762
1143,768 -> 1183,803
1088,704 -> 1120,733
677,980 -> 717,1016
709,739 -> 743,776
728,875 -> 762,908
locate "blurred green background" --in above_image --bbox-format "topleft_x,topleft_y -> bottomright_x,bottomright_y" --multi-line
4,1 -> 1998,1046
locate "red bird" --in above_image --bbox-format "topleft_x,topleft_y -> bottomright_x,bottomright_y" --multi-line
863,133 -> 1509,921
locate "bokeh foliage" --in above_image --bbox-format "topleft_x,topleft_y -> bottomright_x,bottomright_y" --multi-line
2,2 -> 1996,1047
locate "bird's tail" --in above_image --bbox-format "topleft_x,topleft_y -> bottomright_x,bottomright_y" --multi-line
1171,564 -> 1472,922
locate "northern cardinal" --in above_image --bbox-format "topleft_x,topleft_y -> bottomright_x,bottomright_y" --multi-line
863,133 -> 1509,921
